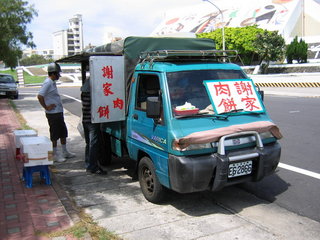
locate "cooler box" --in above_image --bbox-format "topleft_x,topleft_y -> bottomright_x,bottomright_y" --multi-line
13,130 -> 38,159
20,136 -> 53,166
14,130 -> 38,148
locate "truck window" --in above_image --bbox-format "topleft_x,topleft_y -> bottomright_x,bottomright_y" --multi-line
136,74 -> 160,111
167,69 -> 246,112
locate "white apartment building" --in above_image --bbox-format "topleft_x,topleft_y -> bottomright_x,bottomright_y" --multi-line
52,14 -> 84,60
23,48 -> 54,59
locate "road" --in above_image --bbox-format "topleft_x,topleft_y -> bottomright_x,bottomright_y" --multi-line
241,95 -> 320,222
20,86 -> 320,222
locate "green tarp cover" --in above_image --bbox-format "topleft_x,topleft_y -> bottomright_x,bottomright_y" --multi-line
57,36 -> 216,98
57,36 -> 215,66
122,37 -> 215,85
123,36 -> 215,60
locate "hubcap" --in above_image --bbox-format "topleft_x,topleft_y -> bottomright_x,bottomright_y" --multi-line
143,167 -> 154,193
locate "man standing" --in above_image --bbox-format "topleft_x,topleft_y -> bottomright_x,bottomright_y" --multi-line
81,77 -> 107,175
37,62 -> 75,162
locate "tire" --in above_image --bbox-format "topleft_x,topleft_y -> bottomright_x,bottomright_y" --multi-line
138,156 -> 165,203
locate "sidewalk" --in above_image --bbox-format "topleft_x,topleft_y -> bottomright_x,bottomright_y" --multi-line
2,89 -> 320,240
0,99 -> 75,240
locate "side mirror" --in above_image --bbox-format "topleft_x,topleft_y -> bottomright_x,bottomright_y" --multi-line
258,90 -> 264,101
146,97 -> 161,119
255,85 -> 264,102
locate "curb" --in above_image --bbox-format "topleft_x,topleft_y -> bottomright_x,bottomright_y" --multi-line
256,82 -> 320,87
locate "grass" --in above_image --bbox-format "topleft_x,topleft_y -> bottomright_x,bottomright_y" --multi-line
9,99 -> 122,240
0,69 -> 45,84
41,210 -> 122,240
9,100 -> 35,130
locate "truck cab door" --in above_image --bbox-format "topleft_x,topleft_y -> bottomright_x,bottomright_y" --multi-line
127,73 -> 169,185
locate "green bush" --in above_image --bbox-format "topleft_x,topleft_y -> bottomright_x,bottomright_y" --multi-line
286,36 -> 308,64
0,69 -> 45,84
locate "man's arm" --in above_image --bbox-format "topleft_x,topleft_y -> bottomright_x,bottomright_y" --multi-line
37,94 -> 56,111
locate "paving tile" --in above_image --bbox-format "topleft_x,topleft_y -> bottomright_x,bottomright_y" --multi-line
42,209 -> 53,215
6,214 -> 18,221
4,193 -> 14,199
1,178 -> 10,183
47,221 -> 60,227
0,100 -> 74,240
5,203 -> 17,209
38,199 -> 49,204
7,227 -> 20,234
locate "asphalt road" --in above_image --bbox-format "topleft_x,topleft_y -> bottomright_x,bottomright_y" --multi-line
20,86 -> 320,222
241,95 -> 320,222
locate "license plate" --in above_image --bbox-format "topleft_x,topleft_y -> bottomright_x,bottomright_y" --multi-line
228,160 -> 252,178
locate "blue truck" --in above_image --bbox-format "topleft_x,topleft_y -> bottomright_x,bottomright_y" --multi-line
58,37 -> 282,203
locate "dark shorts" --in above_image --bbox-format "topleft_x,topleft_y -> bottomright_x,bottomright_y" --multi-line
45,112 -> 68,141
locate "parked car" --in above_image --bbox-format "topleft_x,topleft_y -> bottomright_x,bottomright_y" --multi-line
0,73 -> 19,99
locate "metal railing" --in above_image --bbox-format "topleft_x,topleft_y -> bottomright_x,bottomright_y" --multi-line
139,50 -> 239,63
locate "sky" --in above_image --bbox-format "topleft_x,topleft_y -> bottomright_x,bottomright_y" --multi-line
26,0 -> 320,50
26,0 -> 203,49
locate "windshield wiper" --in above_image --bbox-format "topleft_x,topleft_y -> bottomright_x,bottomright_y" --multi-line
219,109 -> 244,114
175,112 -> 228,120
217,109 -> 262,116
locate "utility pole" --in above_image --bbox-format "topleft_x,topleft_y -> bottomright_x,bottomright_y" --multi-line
202,0 -> 225,51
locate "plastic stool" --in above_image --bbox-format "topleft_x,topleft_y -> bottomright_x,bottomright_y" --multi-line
22,165 -> 51,188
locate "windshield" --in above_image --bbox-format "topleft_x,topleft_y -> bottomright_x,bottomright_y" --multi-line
167,69 -> 247,115
0,75 -> 15,83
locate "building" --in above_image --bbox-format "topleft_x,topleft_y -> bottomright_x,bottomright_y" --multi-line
52,30 -> 68,60
52,14 -> 84,60
151,0 -> 320,60
22,48 -> 54,59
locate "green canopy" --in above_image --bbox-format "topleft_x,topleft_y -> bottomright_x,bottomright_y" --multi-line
57,36 -> 216,97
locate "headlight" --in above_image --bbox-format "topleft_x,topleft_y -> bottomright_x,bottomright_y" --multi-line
172,141 -> 212,151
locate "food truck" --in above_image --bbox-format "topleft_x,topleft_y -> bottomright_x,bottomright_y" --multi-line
58,37 -> 282,203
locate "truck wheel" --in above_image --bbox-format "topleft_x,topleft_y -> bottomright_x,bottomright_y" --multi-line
138,156 -> 165,203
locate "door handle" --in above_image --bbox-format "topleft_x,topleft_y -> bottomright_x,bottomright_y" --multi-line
133,114 -> 138,120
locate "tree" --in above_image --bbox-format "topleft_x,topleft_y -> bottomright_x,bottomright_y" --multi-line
0,0 -> 38,69
197,26 -> 286,69
253,30 -> 285,73
286,36 -> 308,64
197,26 -> 264,65
19,54 -> 54,66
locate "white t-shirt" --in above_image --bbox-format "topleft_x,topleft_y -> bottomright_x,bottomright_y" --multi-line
38,78 -> 63,114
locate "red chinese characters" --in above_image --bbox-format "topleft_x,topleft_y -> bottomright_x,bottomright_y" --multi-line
234,81 -> 253,96
218,98 -> 237,112
97,65 -> 124,120
113,98 -> 124,110
102,65 -> 113,79
214,82 -> 231,96
212,80 -> 261,113
97,105 -> 110,119
241,97 -> 259,111
103,82 -> 114,96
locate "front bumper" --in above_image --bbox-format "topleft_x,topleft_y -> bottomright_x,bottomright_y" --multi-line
168,141 -> 281,193
0,89 -> 18,98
